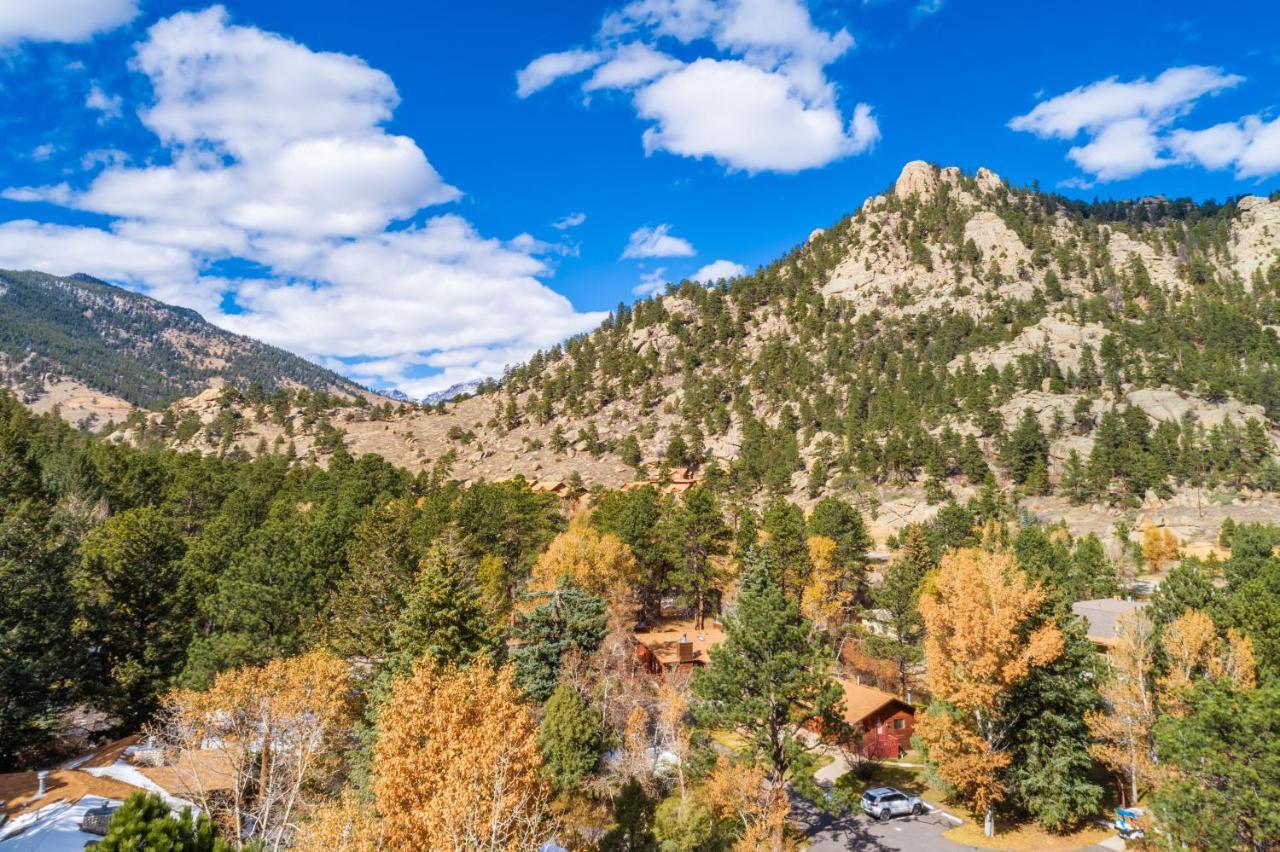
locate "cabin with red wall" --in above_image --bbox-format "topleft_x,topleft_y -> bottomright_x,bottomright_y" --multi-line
838,679 -> 916,758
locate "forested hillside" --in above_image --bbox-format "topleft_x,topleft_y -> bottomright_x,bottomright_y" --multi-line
0,269 -> 367,418
117,163 -> 1280,550
4,379 -> 1278,849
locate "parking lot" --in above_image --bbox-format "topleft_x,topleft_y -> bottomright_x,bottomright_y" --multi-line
789,791 -> 981,851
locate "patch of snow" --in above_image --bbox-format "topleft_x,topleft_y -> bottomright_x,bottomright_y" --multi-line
82,762 -> 193,811
0,796 -> 122,851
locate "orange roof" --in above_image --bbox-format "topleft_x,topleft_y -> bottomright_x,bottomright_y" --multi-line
634,617 -> 725,666
838,678 -> 912,725
0,768 -> 141,817
139,749 -> 237,797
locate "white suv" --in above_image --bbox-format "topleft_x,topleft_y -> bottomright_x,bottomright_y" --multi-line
861,787 -> 926,821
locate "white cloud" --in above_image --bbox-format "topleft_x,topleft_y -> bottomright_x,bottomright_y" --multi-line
0,0 -> 137,45
692,258 -> 746,282
552,211 -> 587,229
633,267 -> 669,296
912,0 -> 945,19
849,101 -> 881,154
2,183 -> 72,204
86,84 -> 123,120
518,0 -> 874,173
81,148 -> 130,171
0,6 -> 603,395
1169,114 -> 1280,178
31,143 -> 56,161
0,220 -> 196,286
515,49 -> 602,98
584,43 -> 681,91
622,223 -> 696,258
635,58 -> 867,172
1009,66 -> 1251,182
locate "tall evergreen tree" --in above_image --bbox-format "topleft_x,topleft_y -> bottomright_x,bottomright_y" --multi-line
692,550 -> 844,847
668,486 -> 731,629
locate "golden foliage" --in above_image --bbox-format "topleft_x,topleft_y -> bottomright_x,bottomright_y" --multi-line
293,793 -> 382,852
372,658 -> 553,850
1158,609 -> 1257,715
799,536 -> 854,637
919,549 -> 1063,713
1141,527 -> 1180,570
701,756 -> 793,852
1086,609 -> 1157,805
150,650 -> 356,850
916,548 -> 1063,835
530,513 -> 638,597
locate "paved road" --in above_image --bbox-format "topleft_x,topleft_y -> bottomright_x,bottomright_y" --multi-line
789,792 -> 980,851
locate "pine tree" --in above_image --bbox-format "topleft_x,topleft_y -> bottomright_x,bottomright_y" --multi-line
539,684 -> 603,793
76,506 -> 189,722
692,552 -> 844,847
761,497 -> 809,595
0,402 -> 84,767
1153,684 -> 1280,851
98,791 -> 227,852
390,538 -> 497,672
512,584 -> 607,702
1002,408 -> 1049,486
668,486 -> 731,629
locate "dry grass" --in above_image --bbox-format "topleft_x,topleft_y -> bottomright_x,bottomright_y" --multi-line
707,729 -> 749,753
943,819 -> 1112,850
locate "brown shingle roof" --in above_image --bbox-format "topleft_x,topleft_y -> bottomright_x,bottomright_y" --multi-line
634,617 -> 725,666
838,678 -> 912,725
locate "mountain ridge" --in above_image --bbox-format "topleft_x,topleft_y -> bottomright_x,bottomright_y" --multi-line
0,268 -> 374,425
24,161 -> 1280,549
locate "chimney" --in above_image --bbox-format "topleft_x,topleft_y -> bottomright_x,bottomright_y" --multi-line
37,770 -> 49,797
677,635 -> 695,664
906,688 -> 913,704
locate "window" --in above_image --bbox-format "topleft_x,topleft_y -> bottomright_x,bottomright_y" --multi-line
893,718 -> 906,730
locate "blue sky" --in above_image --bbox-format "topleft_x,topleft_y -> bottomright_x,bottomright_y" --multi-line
0,0 -> 1277,395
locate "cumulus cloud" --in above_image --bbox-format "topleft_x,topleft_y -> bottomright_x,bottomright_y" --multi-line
622,223 -> 696,258
633,267 -> 669,296
1007,66 -> 1275,182
518,0 -> 875,173
0,6 -> 603,395
0,219 -> 196,286
691,258 -> 746,282
1169,115 -> 1280,179
0,0 -> 137,45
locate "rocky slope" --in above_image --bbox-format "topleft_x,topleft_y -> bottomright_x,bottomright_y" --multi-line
0,270 -> 370,425
108,162 -> 1280,547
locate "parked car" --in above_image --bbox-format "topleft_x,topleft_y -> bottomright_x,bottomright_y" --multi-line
861,787 -> 926,821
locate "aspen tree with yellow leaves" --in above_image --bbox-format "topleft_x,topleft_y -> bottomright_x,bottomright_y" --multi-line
149,650 -> 356,851
800,535 -> 855,643
530,512 -> 638,597
1141,527 -> 1180,570
1158,609 -> 1256,715
701,756 -> 794,852
1086,608 -> 1158,806
372,658 -> 554,850
916,548 -> 1063,837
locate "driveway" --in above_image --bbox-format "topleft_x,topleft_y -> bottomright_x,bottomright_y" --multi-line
789,791 -> 980,851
